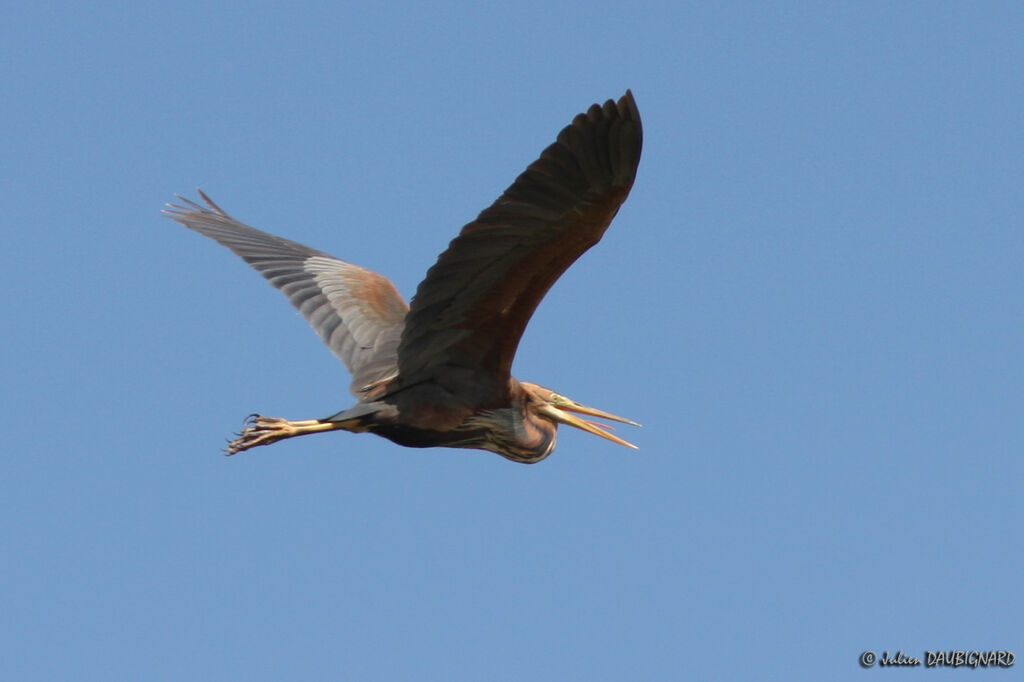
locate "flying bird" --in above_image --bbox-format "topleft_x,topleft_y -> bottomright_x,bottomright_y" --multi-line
165,90 -> 642,463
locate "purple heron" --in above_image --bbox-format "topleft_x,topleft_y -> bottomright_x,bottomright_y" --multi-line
165,90 -> 642,463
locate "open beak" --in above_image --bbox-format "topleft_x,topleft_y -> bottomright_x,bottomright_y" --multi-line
537,394 -> 641,449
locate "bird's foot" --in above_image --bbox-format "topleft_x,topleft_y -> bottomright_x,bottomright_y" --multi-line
226,414 -> 332,455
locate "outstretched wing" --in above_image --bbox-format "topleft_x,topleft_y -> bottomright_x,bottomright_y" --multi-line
164,191 -> 408,398
396,90 -> 642,403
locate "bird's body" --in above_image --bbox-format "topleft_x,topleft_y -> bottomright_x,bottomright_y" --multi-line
325,379 -> 603,463
166,91 -> 642,463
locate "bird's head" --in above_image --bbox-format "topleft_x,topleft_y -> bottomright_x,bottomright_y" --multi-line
519,381 -> 640,450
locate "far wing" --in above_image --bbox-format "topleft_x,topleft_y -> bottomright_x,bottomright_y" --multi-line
396,91 -> 642,403
164,191 -> 408,398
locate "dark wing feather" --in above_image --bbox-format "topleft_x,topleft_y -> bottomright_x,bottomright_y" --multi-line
163,191 -> 408,398
396,91 -> 642,402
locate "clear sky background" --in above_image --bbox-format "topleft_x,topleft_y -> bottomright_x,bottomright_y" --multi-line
3,2 -> 1021,680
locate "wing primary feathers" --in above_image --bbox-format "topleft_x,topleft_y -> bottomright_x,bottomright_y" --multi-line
163,191 -> 408,397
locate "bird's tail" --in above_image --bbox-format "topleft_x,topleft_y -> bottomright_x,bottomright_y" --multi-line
322,402 -> 387,431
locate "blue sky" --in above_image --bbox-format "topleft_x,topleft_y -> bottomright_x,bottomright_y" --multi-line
3,2 -> 1021,679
